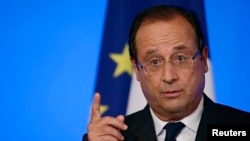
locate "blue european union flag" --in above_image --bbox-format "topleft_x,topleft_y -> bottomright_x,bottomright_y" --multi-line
95,0 -> 208,116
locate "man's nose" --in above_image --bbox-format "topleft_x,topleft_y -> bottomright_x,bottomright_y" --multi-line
161,62 -> 178,84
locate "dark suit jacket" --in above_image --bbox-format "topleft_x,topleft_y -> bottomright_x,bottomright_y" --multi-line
83,94 -> 250,141
121,94 -> 250,141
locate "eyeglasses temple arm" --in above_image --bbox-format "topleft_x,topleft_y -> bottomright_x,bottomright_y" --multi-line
192,50 -> 201,60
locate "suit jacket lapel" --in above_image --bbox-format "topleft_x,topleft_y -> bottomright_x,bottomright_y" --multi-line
195,94 -> 217,141
125,105 -> 157,141
137,115 -> 157,141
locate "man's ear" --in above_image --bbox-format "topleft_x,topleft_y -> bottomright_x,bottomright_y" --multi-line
201,46 -> 209,73
130,59 -> 140,81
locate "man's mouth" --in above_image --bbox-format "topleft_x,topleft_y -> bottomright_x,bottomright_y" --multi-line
162,90 -> 181,98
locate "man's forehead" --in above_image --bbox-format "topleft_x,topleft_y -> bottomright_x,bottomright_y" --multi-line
144,45 -> 192,55
136,18 -> 196,43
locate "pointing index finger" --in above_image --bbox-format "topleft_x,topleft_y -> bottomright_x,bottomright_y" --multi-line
90,92 -> 101,122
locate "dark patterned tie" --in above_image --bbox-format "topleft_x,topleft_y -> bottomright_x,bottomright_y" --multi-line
164,122 -> 185,141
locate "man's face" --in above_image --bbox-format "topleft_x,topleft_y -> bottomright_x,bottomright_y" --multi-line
132,15 -> 208,121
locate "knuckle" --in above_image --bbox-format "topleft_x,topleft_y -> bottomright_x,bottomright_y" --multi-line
102,116 -> 113,124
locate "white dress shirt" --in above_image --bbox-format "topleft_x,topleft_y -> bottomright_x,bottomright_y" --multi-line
150,96 -> 204,141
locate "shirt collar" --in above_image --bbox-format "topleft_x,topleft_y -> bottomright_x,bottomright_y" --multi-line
150,95 -> 204,136
181,96 -> 204,132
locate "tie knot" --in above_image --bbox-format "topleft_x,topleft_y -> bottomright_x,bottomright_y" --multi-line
163,122 -> 185,141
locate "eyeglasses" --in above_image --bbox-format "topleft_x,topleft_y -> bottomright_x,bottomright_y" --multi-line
137,50 -> 201,74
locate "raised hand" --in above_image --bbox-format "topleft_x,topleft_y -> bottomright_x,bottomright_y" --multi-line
87,93 -> 128,141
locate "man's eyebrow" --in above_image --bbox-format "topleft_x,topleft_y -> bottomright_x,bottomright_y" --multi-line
173,45 -> 189,51
145,48 -> 160,55
142,45 -> 191,60
141,48 -> 160,61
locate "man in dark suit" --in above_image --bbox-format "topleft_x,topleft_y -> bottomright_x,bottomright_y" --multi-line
83,5 -> 250,141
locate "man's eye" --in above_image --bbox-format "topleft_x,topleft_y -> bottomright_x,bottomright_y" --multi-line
176,55 -> 186,62
150,59 -> 160,66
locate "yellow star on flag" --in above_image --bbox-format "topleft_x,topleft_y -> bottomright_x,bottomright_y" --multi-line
109,44 -> 132,77
100,105 -> 108,115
